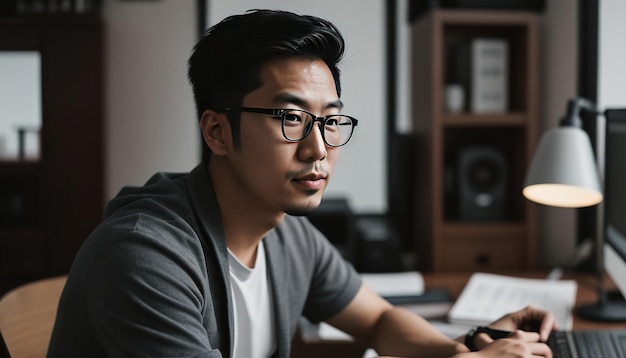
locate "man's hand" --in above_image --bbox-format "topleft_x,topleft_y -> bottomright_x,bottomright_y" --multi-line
465,306 -> 555,357
475,334 -> 553,358
487,305 -> 557,342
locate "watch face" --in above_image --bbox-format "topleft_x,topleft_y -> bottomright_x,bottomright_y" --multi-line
464,327 -> 481,352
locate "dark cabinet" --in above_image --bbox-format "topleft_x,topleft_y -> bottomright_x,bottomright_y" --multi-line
0,16 -> 104,277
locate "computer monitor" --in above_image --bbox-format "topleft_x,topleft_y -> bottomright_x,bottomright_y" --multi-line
579,108 -> 626,322
603,109 -> 626,302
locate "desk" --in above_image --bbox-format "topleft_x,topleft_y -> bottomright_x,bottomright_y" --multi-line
290,272 -> 626,358
422,272 -> 626,331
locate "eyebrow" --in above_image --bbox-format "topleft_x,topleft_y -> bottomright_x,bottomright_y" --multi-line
271,93 -> 344,110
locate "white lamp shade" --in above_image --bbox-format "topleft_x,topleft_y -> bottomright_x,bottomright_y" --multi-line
523,126 -> 603,208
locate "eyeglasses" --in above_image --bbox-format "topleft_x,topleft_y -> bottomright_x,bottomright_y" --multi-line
219,107 -> 358,147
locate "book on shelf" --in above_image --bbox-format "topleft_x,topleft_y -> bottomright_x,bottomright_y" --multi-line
451,38 -> 509,113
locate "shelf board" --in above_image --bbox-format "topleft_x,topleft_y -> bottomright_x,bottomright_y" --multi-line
0,159 -> 40,166
441,112 -> 528,126
435,9 -> 539,26
0,227 -> 42,237
441,221 -> 526,238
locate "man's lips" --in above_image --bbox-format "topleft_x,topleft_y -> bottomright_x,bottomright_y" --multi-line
294,173 -> 326,181
292,173 -> 326,190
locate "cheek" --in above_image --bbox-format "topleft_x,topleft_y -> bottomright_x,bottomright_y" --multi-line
239,119 -> 284,149
246,147 -> 292,174
238,124 -> 293,172
326,148 -> 341,171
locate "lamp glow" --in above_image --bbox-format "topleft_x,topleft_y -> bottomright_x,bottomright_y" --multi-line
522,184 -> 602,208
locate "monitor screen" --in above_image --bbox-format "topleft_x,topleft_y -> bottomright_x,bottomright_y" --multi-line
603,109 -> 626,298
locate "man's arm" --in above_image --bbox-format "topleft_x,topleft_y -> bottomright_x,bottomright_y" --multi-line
325,284 -> 469,357
325,285 -> 555,358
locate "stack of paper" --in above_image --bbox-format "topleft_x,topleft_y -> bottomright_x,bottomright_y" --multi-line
360,271 -> 424,297
361,271 -> 452,319
448,273 -> 577,330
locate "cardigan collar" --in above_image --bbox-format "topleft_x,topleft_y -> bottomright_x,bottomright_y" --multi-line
187,163 -> 291,358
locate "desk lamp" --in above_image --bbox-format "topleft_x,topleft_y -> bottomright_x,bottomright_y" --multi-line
523,97 -> 602,208
523,97 -> 626,322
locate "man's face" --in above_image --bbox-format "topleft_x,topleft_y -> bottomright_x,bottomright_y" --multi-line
228,57 -> 343,216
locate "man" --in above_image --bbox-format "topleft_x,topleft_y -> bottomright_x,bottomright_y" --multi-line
48,9 -> 555,358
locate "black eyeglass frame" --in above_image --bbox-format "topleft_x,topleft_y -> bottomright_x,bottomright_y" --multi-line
219,106 -> 358,147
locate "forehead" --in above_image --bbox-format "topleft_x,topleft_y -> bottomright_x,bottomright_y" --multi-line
244,57 -> 339,107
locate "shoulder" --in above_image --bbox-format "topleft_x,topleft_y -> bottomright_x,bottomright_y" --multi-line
73,170 -> 210,285
74,211 -> 206,290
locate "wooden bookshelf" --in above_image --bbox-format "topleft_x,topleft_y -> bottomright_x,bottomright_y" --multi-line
411,10 -> 539,272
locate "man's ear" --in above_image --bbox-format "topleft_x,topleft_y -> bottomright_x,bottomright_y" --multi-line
200,109 -> 231,156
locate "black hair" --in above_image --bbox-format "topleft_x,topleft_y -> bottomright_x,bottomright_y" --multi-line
187,9 -> 345,161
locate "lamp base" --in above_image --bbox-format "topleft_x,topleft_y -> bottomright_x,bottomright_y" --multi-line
578,300 -> 626,322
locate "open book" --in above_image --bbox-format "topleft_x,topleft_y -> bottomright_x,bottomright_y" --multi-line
448,273 -> 577,330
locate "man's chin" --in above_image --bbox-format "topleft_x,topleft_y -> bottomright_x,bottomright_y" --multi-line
284,206 -> 318,217
283,201 -> 321,216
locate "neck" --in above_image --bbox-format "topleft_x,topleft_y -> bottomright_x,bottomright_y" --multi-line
207,159 -> 284,266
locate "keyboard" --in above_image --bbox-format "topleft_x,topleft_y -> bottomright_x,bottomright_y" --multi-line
549,330 -> 626,358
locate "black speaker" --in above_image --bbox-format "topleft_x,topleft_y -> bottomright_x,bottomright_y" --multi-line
307,198 -> 355,262
353,216 -> 402,273
456,145 -> 508,221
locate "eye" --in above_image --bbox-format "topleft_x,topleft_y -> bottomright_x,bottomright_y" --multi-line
325,116 -> 352,131
325,117 -> 339,126
283,111 -> 304,126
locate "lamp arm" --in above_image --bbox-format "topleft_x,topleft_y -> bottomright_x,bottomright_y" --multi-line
559,97 -> 602,127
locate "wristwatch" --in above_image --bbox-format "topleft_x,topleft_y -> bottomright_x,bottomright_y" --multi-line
464,326 -> 512,351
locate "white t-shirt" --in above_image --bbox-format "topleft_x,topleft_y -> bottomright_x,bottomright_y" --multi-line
227,241 -> 276,358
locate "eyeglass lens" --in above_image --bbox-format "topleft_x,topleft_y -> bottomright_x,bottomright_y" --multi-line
282,110 -> 354,146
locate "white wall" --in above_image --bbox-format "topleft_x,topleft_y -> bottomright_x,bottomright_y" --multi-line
103,0 -> 199,199
598,0 -> 626,109
597,0 -> 626,277
206,1 -> 387,214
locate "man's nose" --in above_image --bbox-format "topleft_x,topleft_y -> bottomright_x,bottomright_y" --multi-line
298,123 -> 327,162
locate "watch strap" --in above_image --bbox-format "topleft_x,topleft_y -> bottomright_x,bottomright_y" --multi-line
464,326 -> 512,351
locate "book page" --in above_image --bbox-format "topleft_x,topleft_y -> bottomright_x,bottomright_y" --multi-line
448,273 -> 577,330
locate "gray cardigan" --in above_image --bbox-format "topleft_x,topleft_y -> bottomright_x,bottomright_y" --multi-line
48,163 -> 361,358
